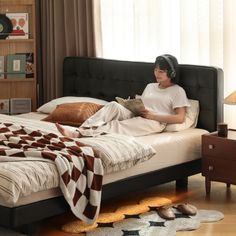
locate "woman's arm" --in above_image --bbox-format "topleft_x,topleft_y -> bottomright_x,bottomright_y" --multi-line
140,107 -> 186,124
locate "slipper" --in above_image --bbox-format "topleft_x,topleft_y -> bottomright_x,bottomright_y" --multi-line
174,203 -> 197,216
157,206 -> 175,220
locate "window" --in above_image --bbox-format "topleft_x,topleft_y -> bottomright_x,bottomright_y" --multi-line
99,0 -> 236,126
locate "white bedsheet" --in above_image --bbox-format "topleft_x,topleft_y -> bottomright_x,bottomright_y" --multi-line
105,128 -> 208,183
0,113 -> 208,207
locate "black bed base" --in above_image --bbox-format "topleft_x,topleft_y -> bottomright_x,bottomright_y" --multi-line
0,159 -> 201,234
102,159 -> 201,200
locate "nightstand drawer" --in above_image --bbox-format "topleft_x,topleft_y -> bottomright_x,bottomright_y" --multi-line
202,135 -> 236,161
202,157 -> 236,183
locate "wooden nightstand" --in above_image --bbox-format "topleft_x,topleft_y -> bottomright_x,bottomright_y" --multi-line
202,129 -> 236,195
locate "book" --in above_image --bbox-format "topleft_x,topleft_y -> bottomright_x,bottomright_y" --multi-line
115,96 -> 145,115
0,56 -> 4,79
6,13 -> 29,39
7,54 -> 26,78
16,53 -> 34,78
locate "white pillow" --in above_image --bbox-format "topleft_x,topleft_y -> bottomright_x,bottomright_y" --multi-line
164,99 -> 200,132
37,96 -> 108,114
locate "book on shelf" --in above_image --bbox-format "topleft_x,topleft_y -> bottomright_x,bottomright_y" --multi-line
7,54 -> 26,79
16,53 -> 34,78
6,13 -> 29,39
115,96 -> 145,115
0,56 -> 4,79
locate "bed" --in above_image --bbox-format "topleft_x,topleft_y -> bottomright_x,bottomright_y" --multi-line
0,57 -> 224,233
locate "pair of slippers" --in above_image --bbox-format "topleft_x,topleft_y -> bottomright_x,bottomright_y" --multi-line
157,203 -> 197,220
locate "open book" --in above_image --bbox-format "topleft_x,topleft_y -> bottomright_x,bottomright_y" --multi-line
115,96 -> 145,115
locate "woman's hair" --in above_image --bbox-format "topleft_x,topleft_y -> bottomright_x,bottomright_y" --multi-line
154,54 -> 179,84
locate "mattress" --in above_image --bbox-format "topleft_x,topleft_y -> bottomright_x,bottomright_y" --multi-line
0,113 -> 208,207
105,128 -> 207,183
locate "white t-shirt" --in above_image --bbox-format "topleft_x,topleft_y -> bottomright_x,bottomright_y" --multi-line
141,83 -> 190,115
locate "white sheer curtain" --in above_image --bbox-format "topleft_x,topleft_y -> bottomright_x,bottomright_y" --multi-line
99,0 -> 236,127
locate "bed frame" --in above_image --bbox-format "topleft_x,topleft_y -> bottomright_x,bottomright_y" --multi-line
0,57 -> 224,234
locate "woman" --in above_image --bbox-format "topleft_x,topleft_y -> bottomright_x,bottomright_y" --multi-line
56,54 -> 190,137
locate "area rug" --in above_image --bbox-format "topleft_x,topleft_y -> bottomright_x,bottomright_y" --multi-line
62,196 -> 224,235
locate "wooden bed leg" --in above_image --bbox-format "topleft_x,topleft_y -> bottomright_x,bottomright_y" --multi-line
176,177 -> 188,190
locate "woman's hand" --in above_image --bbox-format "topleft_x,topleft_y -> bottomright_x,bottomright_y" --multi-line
139,109 -> 157,120
139,107 -> 186,124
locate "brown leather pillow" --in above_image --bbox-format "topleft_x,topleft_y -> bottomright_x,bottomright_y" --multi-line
42,102 -> 103,126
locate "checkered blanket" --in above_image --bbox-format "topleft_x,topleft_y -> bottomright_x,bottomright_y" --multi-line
0,122 -> 104,224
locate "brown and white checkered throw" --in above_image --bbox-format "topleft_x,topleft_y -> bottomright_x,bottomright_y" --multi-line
0,122 -> 104,224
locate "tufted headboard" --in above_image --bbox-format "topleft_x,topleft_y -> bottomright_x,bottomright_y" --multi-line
63,57 -> 224,132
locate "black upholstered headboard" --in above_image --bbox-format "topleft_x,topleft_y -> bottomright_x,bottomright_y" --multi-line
63,57 -> 224,132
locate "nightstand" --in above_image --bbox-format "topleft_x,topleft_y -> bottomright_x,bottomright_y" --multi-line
202,129 -> 236,195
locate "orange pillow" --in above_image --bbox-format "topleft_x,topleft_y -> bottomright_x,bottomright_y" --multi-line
42,102 -> 103,126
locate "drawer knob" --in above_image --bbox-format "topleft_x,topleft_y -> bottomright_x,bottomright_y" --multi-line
208,166 -> 214,171
208,144 -> 215,149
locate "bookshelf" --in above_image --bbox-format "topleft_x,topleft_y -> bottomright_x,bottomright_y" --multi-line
0,0 -> 37,111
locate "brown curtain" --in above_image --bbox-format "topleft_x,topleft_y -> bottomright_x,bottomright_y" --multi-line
36,0 -> 101,105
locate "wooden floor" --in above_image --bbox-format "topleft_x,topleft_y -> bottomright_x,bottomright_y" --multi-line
37,174 -> 236,235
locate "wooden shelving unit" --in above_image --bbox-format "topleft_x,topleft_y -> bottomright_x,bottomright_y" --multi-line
0,0 -> 37,111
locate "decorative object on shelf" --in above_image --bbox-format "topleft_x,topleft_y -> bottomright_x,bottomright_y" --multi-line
0,55 -> 4,79
16,52 -> 34,78
217,123 -> 228,137
0,99 -> 10,114
224,90 -> 236,105
6,54 -> 26,78
10,98 -> 31,114
0,14 -> 13,39
6,13 -> 29,39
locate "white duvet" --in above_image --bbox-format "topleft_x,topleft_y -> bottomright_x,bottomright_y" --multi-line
0,114 -> 155,205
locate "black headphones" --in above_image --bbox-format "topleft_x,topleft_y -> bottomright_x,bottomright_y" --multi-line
159,54 -> 176,79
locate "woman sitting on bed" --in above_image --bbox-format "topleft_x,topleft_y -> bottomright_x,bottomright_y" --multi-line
56,54 -> 190,137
